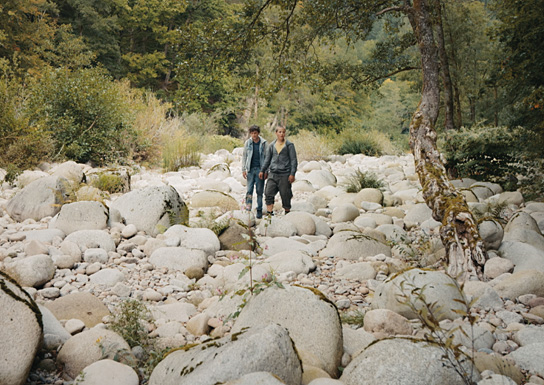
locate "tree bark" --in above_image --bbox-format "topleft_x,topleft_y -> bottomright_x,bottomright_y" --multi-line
407,0 -> 486,281
433,0 -> 455,130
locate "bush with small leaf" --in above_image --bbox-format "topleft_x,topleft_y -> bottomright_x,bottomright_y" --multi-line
343,169 -> 385,193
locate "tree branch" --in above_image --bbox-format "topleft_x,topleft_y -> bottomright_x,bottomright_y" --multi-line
376,6 -> 409,16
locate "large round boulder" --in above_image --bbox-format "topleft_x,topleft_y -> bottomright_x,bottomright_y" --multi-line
372,268 -> 468,321
51,201 -> 109,235
149,324 -> 302,385
0,272 -> 43,385
232,285 -> 342,377
109,185 -> 189,236
320,230 -> 391,260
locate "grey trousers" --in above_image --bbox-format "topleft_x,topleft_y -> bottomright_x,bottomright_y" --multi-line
264,173 -> 293,210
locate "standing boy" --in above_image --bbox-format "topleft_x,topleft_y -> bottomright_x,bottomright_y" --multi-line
242,125 -> 267,218
259,126 -> 298,215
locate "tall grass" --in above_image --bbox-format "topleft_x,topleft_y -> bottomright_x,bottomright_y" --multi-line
291,130 -> 335,161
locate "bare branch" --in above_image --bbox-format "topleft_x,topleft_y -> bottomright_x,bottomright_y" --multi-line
352,66 -> 420,85
376,6 -> 409,16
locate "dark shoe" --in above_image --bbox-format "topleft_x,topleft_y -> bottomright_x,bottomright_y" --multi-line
256,211 -> 262,219
266,211 -> 274,217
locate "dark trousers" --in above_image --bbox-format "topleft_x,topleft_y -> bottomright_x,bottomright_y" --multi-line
265,173 -> 293,210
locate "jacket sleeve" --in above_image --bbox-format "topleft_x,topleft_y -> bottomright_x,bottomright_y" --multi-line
242,141 -> 248,172
289,142 -> 298,176
261,142 -> 272,173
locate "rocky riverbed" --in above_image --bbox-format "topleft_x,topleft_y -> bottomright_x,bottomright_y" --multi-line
1,149 -> 544,385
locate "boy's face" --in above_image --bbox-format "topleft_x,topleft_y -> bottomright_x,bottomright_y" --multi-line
276,127 -> 286,142
250,130 -> 260,142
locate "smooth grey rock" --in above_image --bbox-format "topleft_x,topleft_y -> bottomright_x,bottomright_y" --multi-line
83,248 -> 109,264
479,220 -> 504,250
232,285 -> 342,377
340,339 -> 480,385
305,169 -> 337,189
163,225 -> 220,255
17,229 -> 65,244
493,270 -> 544,299
320,230 -> 391,260
57,328 -> 133,379
261,237 -> 314,257
354,188 -> 383,207
190,190 -> 239,211
342,326 -> 376,359
512,325 -> 544,346
499,241 -> 544,272
265,250 -> 316,275
89,268 -> 124,287
334,262 -> 376,281
6,176 -> 68,221
44,292 -> 110,327
74,359 -> 139,385
404,203 -> 433,227
0,272 -> 42,385
373,269 -> 467,321
463,281 -> 504,310
331,203 -> 360,223
507,342 -> 544,377
64,230 -> 116,252
363,309 -> 413,337
39,305 -> 71,345
223,372 -> 288,385
52,201 -> 108,235
149,247 -> 208,274
257,217 -> 297,238
283,211 -> 316,235
151,302 -> 197,323
3,254 -> 55,287
484,257 -> 515,280
110,185 -> 189,236
51,161 -> 85,182
149,324 -> 302,385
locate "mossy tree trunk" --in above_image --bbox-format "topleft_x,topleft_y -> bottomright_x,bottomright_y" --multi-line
407,0 -> 487,281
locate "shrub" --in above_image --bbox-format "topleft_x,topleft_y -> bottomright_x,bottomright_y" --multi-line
91,173 -> 127,194
291,130 -> 335,161
440,125 -> 542,191
109,299 -> 152,349
336,129 -> 397,156
27,67 -> 134,165
201,135 -> 243,154
162,131 -> 201,171
343,169 -> 385,193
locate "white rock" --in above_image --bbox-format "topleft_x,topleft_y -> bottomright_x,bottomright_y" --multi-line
74,359 -> 139,385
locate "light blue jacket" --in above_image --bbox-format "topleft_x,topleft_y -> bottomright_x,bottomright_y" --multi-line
242,136 -> 267,172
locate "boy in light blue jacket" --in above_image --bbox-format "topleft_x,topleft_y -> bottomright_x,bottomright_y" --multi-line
242,125 -> 267,218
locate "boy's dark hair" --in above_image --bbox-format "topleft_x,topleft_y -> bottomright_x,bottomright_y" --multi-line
248,125 -> 260,134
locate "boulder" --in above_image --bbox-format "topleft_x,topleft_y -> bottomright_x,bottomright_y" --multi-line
232,285 -> 343,377
340,339 -> 480,385
0,272 -> 42,385
493,270 -> 544,299
265,250 -> 316,275
363,309 -> 413,337
190,190 -> 240,211
342,326 -> 376,359
320,231 -> 391,260
39,305 -> 71,349
373,268 -> 468,321
57,328 -> 133,379
478,220 -> 504,250
64,230 -> 116,252
89,268 -> 125,287
51,201 -> 109,235
304,170 -> 337,189
74,359 -> 139,385
149,247 -> 208,274
6,176 -> 68,221
331,203 -> 360,223
2,254 -> 55,287
354,188 -> 383,207
44,292 -> 110,327
219,221 -> 254,251
498,242 -> 544,272
262,237 -> 315,257
334,262 -> 376,281
223,372 -> 288,385
404,203 -> 433,228
484,257 -> 515,279
149,324 -> 302,385
109,185 -> 189,236
51,161 -> 85,182
507,342 -> 544,377
257,217 -> 297,238
283,211 -> 316,235
151,302 -> 197,323
163,225 -> 221,255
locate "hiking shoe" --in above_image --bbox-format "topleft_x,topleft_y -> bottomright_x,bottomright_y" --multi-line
256,211 -> 262,219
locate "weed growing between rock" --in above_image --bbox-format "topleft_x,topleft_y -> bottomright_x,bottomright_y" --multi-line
396,278 -> 478,385
343,169 -> 385,193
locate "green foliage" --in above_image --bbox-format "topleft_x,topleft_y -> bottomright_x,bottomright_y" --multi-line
336,128 -> 397,157
343,169 -> 384,193
90,173 -> 126,194
27,67 -> 135,165
109,299 -> 152,349
162,132 -> 201,171
396,279 -> 478,385
291,130 -> 335,162
201,135 -> 244,155
440,125 -> 541,189
340,310 -> 366,327
0,65 -> 54,172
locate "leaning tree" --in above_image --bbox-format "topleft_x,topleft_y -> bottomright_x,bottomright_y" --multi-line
241,0 -> 487,281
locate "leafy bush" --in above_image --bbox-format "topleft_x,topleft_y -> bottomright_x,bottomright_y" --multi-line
109,299 -> 152,349
27,67 -> 134,165
440,125 -> 541,190
91,173 -> 127,194
291,130 -> 335,161
201,135 -> 243,154
162,131 -> 201,171
336,129 -> 397,156
343,169 -> 385,193
0,64 -> 54,173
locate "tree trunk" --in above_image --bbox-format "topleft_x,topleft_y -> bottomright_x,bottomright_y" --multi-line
433,0 -> 455,130
407,0 -> 486,282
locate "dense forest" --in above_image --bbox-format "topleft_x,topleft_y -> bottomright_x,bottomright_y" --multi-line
1,0 -> 543,197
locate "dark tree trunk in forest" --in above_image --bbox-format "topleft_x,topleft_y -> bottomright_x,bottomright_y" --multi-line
433,0 -> 455,130
407,0 -> 487,281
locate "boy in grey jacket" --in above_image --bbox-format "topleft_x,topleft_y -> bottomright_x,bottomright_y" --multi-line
242,125 -> 267,218
259,126 -> 297,215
